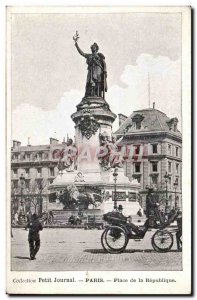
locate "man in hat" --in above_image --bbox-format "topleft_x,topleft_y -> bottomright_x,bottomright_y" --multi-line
116,204 -> 127,221
117,204 -> 123,211
146,188 -> 164,225
26,213 -> 43,260
117,205 -> 143,235
145,188 -> 155,218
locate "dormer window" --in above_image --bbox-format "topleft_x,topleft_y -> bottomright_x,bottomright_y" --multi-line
167,117 -> 178,132
38,152 -> 43,159
132,114 -> 144,130
136,121 -> 141,129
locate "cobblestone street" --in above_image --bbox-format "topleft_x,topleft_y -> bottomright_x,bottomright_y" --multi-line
11,228 -> 182,271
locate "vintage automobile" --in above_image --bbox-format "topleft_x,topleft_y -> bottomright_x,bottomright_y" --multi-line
101,209 -> 182,253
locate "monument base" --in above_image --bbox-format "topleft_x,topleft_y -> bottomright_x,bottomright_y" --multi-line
49,168 -> 141,216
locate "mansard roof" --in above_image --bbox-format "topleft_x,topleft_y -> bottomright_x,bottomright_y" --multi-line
115,108 -> 182,137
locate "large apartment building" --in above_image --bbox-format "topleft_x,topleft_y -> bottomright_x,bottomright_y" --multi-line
115,106 -> 182,209
11,137 -> 70,213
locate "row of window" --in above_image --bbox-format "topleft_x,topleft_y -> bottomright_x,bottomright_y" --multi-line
168,144 -> 180,157
12,178 -> 54,189
12,152 -> 49,161
168,161 -> 180,174
130,143 -> 180,157
151,175 -> 179,188
12,167 -> 55,177
133,174 -> 179,189
133,161 -> 158,173
11,144 -> 180,163
133,119 -> 178,132
133,161 -> 180,174
132,144 -> 157,155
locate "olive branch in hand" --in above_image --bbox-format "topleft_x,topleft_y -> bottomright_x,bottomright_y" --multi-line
73,31 -> 80,43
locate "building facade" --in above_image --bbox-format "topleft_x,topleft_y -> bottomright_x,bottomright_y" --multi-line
115,107 -> 182,210
11,137 -> 71,214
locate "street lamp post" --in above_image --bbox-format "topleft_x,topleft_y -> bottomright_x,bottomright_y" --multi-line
19,173 -> 26,223
37,178 -> 44,217
164,171 -> 170,213
174,178 -> 178,209
113,167 -> 118,210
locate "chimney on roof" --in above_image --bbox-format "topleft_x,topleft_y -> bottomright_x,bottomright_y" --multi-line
13,140 -> 21,149
50,137 -> 59,146
118,113 -> 127,127
27,137 -> 31,146
153,102 -> 155,109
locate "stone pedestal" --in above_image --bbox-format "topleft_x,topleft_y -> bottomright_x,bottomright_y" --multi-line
49,96 -> 141,215
71,96 -> 116,172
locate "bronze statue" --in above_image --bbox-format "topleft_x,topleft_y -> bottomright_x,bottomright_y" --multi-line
58,184 -> 103,210
57,139 -> 78,172
73,31 -> 107,98
98,133 -> 124,170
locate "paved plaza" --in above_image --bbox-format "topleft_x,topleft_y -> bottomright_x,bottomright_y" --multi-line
11,228 -> 182,271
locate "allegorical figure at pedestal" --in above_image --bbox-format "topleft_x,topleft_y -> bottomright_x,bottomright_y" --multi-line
73,31 -> 107,98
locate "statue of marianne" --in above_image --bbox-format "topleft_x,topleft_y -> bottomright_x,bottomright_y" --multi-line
73,31 -> 107,98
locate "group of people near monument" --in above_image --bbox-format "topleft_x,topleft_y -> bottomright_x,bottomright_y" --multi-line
15,186 -> 182,261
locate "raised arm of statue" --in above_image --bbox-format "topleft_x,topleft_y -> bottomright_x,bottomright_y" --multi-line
75,42 -> 88,58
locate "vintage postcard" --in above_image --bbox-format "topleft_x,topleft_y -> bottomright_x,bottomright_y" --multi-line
6,6 -> 191,295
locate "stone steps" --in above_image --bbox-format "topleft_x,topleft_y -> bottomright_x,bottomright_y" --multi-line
51,209 -> 103,224
50,209 -> 146,225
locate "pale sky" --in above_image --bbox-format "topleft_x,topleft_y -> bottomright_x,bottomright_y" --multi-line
11,12 -> 182,145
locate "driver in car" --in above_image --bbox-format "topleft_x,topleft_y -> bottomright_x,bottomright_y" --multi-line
117,205 -> 144,236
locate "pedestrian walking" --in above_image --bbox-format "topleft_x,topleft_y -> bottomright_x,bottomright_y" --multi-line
26,213 -> 43,260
